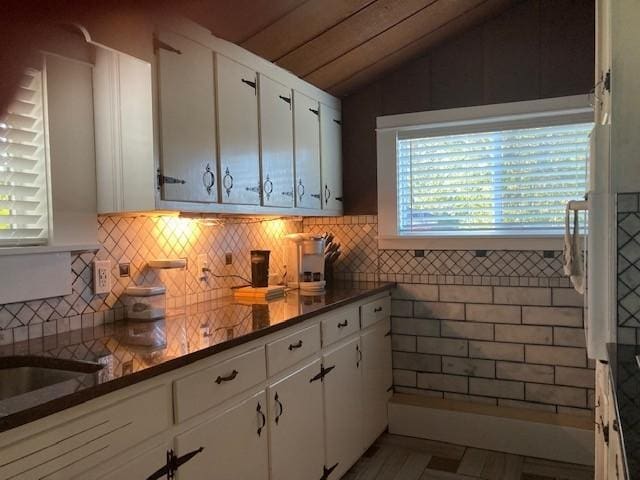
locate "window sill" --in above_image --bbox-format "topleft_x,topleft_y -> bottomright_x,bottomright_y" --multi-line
0,243 -> 101,257
377,235 -> 565,251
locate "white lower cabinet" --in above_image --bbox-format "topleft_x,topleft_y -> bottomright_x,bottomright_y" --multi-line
361,317 -> 392,448
175,390 -> 269,480
96,442 -> 171,480
323,337 -> 363,479
268,359 -> 325,480
0,294 -> 393,480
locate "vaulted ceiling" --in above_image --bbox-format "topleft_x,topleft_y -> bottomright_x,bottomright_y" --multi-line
182,0 -> 515,97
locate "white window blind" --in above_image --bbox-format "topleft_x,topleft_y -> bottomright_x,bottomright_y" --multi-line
397,122 -> 593,236
0,69 -> 49,246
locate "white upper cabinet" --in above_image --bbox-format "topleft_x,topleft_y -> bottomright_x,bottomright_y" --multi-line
320,104 -> 343,212
157,30 -> 218,203
258,74 -> 294,208
293,90 -> 322,209
94,49 -> 155,214
216,54 -> 261,205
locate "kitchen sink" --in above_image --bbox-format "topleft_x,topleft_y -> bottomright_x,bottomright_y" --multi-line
0,356 -> 104,401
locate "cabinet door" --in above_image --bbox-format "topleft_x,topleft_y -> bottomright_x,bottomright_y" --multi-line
323,337 -> 363,479
175,391 -> 269,480
259,75 -> 294,208
216,54 -> 261,205
293,91 -> 321,209
95,442 -> 170,480
361,318 -> 392,448
320,104 -> 343,212
157,30 -> 218,203
268,359 -> 325,480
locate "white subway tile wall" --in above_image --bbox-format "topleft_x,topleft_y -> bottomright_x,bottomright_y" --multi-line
0,215 -> 303,346
303,215 -> 592,416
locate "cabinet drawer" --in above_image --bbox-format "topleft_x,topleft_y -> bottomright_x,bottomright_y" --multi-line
360,296 -> 390,329
266,324 -> 321,376
321,306 -> 359,346
174,347 -> 266,423
0,386 -> 169,480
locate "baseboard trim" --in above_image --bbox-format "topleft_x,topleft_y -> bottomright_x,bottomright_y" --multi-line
388,394 -> 594,466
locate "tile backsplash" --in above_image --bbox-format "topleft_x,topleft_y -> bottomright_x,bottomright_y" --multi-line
304,215 -> 592,417
617,192 -> 640,344
0,215 -> 302,345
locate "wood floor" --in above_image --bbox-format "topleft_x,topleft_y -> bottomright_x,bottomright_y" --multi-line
342,434 -> 594,480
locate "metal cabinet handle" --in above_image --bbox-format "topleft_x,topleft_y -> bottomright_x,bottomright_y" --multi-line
256,402 -> 266,437
202,163 -> 215,195
282,191 -> 294,197
356,344 -> 362,368
384,330 -> 391,337
263,175 -> 273,200
241,78 -> 257,94
374,306 -> 383,313
215,369 -> 238,384
309,108 -> 319,116
147,447 -> 204,480
321,463 -> 339,480
274,393 -> 284,424
335,197 -> 343,202
337,320 -> 348,328
288,340 -> 303,350
297,179 -> 305,201
279,95 -> 291,106
324,184 -> 331,203
223,167 -> 234,197
311,193 -> 321,199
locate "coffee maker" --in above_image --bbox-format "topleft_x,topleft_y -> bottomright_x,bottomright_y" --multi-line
285,233 -> 326,293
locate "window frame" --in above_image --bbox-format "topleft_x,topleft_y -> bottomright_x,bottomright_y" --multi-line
376,95 -> 593,251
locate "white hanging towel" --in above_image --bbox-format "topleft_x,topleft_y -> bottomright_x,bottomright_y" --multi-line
563,204 -> 585,294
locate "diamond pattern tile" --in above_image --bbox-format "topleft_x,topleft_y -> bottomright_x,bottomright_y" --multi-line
618,194 -> 640,340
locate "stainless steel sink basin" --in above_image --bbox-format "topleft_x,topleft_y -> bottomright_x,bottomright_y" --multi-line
0,356 -> 104,401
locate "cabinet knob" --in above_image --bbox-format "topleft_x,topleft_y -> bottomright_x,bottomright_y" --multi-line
264,175 -> 273,200
202,163 -> 215,195
215,369 -> 238,384
297,179 -> 305,201
223,167 -> 234,197
374,306 -> 383,313
337,320 -> 348,328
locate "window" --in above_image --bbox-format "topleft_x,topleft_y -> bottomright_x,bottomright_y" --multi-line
377,96 -> 593,250
0,68 -> 49,246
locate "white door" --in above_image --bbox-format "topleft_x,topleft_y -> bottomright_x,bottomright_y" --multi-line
175,390 -> 269,480
216,54 -> 261,205
323,337 -> 363,479
259,74 -> 294,208
157,30 -> 218,203
320,104 -> 343,212
293,90 -> 321,209
95,443 -> 171,480
361,318 -> 392,448
268,359 -> 325,480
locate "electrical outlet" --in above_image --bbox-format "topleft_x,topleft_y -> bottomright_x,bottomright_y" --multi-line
93,260 -> 111,295
225,252 -> 233,265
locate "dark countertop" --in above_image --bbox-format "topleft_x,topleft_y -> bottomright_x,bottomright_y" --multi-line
0,282 -> 395,433
607,343 -> 638,479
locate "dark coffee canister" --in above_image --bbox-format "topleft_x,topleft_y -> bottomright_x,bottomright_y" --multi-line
250,250 -> 270,288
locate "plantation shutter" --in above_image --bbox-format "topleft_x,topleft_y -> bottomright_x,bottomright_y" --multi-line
397,122 -> 593,236
0,68 -> 49,246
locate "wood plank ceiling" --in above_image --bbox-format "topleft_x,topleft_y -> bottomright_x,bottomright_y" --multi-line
182,0 -> 515,97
